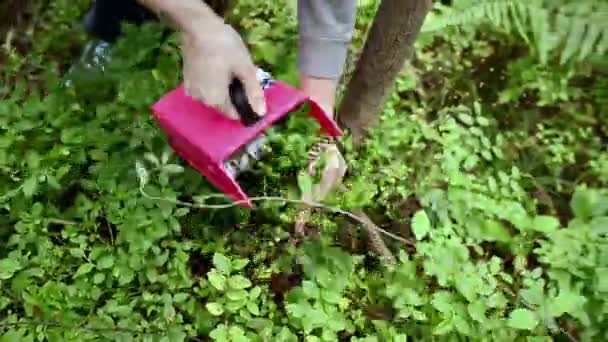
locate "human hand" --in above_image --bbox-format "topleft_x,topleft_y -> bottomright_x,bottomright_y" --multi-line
298,75 -> 347,201
179,20 -> 266,120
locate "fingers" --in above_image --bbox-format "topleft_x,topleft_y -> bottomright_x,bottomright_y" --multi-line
185,84 -> 240,121
183,63 -> 241,121
233,63 -> 267,117
222,97 -> 241,121
179,24 -> 265,122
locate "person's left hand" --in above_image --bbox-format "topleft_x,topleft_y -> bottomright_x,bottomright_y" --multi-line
293,75 -> 346,237
298,75 -> 346,201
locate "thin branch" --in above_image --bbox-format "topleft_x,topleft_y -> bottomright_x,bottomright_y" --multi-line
139,187 -> 415,247
45,218 -> 79,226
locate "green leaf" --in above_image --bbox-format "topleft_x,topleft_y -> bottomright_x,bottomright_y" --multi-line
570,187 -> 597,220
0,258 -> 22,280
433,319 -> 453,335
118,267 -> 135,285
173,207 -> 190,217
228,325 -> 248,342
249,286 -> 262,300
161,148 -> 172,164
227,289 -> 249,301
297,172 -> 313,195
208,271 -> 227,291
146,267 -> 159,283
315,269 -> 334,288
46,175 -> 61,190
596,268 -> 608,292
206,302 -> 224,316
247,302 -> 260,316
74,263 -> 94,277
549,290 -> 584,316
246,318 -> 273,332
457,112 -> 475,126
532,215 -> 560,233
483,219 -> 511,242
467,301 -> 486,322
0,330 -> 24,342
285,303 -> 306,319
213,253 -> 232,274
224,300 -> 245,312
209,324 -> 228,340
591,216 -> 608,237
144,152 -> 160,166
173,293 -> 189,303
276,327 -> 298,342
473,102 -> 482,115
487,292 -> 508,308
476,116 -> 490,127
26,151 -> 41,169
344,178 -> 378,207
232,258 -> 249,271
163,164 -> 184,174
228,275 -> 252,290
412,210 -> 431,240
93,272 -> 105,284
60,127 -> 84,144
135,160 -> 149,186
507,308 -> 538,330
302,280 -> 320,298
168,326 -> 187,342
22,177 -> 38,197
320,289 -> 342,304
97,255 -> 114,269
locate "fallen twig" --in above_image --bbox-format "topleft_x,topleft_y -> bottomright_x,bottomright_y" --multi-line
139,187 -> 415,248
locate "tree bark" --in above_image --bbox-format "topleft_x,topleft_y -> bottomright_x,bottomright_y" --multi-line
333,0 -> 433,264
0,0 -> 31,34
337,0 -> 433,145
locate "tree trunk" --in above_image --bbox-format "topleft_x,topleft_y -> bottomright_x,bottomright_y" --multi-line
337,0 -> 433,145
0,0 -> 31,34
334,0 -> 433,264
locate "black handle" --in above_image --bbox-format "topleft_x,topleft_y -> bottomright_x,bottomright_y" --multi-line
229,78 -> 262,127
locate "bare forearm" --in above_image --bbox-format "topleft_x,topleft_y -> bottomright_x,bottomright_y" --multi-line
300,76 -> 337,117
135,0 -> 222,32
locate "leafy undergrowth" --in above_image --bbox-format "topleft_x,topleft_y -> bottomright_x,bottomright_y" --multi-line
1,0 -> 607,341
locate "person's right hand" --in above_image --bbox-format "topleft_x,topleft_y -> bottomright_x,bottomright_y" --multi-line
179,19 -> 266,121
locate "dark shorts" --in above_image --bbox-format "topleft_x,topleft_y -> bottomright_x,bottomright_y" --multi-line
82,0 -> 158,42
82,1 -> 228,42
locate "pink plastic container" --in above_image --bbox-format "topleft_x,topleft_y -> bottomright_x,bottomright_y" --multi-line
151,74 -> 342,207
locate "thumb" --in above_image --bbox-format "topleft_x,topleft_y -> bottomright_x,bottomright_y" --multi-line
233,64 -> 267,117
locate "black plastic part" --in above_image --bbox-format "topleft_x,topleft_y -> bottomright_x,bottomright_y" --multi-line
229,78 -> 262,127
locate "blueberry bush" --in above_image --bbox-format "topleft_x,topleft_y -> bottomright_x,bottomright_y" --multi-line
1,0 -> 607,341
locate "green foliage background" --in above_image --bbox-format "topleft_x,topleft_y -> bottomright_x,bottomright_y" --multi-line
0,0 -> 607,341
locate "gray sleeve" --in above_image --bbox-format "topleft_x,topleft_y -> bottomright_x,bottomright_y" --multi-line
297,0 -> 357,79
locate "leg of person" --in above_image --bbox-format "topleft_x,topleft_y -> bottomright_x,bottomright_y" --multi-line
66,0 -> 231,90
81,0 -> 231,43
64,0 -> 160,90
82,0 -> 158,43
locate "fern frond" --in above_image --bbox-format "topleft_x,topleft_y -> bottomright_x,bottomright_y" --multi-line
421,0 -> 541,34
553,1 -> 608,64
422,0 -> 608,65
